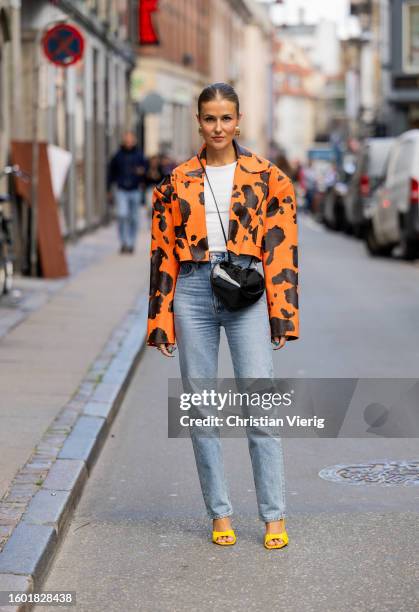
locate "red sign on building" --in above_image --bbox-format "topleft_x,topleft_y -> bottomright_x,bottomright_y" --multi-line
139,0 -> 159,45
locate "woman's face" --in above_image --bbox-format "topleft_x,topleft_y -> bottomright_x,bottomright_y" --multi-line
197,96 -> 241,152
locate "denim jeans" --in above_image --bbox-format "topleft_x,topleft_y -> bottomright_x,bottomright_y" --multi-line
173,251 -> 286,522
115,189 -> 142,249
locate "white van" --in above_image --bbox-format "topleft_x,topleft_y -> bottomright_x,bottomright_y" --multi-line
345,137 -> 395,236
365,130 -> 419,259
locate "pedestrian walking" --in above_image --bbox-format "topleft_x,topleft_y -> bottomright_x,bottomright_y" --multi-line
275,150 -> 293,180
147,83 -> 299,549
302,159 -> 317,213
107,131 -> 148,254
159,152 -> 177,175
144,154 -> 164,216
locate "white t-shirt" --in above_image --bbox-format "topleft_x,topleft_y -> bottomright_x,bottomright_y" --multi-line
204,161 -> 237,252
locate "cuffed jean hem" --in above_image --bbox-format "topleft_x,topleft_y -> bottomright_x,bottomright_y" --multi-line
259,513 -> 286,522
208,510 -> 234,520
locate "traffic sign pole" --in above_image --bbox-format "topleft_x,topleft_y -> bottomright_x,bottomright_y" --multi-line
29,22 -> 84,277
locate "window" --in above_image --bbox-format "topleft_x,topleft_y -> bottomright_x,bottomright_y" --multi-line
97,0 -> 108,22
395,140 -> 415,174
75,60 -> 86,230
403,2 -> 419,72
85,0 -> 98,12
386,142 -> 401,179
54,68 -> 67,149
288,74 -> 301,89
0,48 -> 3,136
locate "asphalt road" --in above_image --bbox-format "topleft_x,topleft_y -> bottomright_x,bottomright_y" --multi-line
39,215 -> 419,612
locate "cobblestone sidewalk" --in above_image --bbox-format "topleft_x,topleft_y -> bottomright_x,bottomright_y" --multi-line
0,219 -> 150,553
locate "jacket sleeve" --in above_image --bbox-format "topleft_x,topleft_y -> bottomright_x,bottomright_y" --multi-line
262,166 -> 299,341
146,175 -> 180,346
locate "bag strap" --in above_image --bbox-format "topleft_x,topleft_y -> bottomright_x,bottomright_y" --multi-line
197,154 -> 254,268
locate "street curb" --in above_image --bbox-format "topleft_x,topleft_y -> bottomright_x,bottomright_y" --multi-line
0,291 -> 149,611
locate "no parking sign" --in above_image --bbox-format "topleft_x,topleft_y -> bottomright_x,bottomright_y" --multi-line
42,24 -> 84,67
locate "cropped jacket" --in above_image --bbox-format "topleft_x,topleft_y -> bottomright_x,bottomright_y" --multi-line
147,139 -> 299,346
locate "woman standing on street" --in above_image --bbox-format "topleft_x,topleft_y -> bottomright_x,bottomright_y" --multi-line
147,83 -> 299,549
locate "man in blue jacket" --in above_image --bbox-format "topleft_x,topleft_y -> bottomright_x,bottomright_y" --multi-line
107,132 -> 148,254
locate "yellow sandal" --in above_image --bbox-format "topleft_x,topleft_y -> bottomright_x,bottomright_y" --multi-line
264,530 -> 289,550
212,529 -> 236,546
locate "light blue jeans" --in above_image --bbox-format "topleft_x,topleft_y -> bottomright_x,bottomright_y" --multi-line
173,251 -> 286,522
115,189 -> 142,249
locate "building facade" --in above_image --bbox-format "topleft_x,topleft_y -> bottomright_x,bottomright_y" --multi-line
388,0 -> 419,133
132,0 -> 211,163
275,18 -> 345,156
345,0 -> 388,137
3,0 -> 136,240
272,35 -> 320,161
133,0 -> 273,162
236,0 -> 273,156
0,0 -> 23,183
344,0 -> 419,137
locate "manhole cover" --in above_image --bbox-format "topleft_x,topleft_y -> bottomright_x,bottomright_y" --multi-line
319,460 -> 419,486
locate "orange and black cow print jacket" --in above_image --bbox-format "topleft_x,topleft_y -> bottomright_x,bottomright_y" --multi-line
147,139 -> 299,346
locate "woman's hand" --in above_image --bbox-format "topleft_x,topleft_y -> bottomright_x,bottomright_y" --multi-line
272,336 -> 287,350
157,343 -> 177,357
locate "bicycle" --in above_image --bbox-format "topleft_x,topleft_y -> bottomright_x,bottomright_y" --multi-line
0,165 -> 30,296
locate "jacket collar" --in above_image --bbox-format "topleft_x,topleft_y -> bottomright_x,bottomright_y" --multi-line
175,138 -> 270,179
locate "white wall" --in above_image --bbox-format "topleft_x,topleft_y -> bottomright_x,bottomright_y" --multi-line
275,95 -> 316,161
360,42 -> 375,123
240,22 -> 271,156
280,20 -> 341,77
345,69 -> 360,121
314,20 -> 341,76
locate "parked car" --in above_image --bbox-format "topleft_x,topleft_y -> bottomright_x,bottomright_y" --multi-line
344,137 -> 395,237
302,145 -> 337,217
364,184 -> 395,256
364,130 -> 419,260
320,154 -> 356,231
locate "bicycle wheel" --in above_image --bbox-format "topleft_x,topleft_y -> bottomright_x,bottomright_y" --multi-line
0,241 -> 13,295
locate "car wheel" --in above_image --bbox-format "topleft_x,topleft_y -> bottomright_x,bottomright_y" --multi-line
333,202 -> 344,231
365,224 -> 393,257
0,261 -> 6,295
400,235 -> 419,260
4,258 -> 13,293
353,223 -> 364,239
343,217 -> 353,235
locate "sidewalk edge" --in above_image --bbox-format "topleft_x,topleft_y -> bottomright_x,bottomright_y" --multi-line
0,291 -> 149,611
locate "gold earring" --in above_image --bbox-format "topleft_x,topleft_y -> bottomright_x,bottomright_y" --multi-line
235,126 -> 241,137
198,126 -> 202,134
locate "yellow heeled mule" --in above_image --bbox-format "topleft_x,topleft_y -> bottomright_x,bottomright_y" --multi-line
264,530 -> 289,549
212,529 -> 236,546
